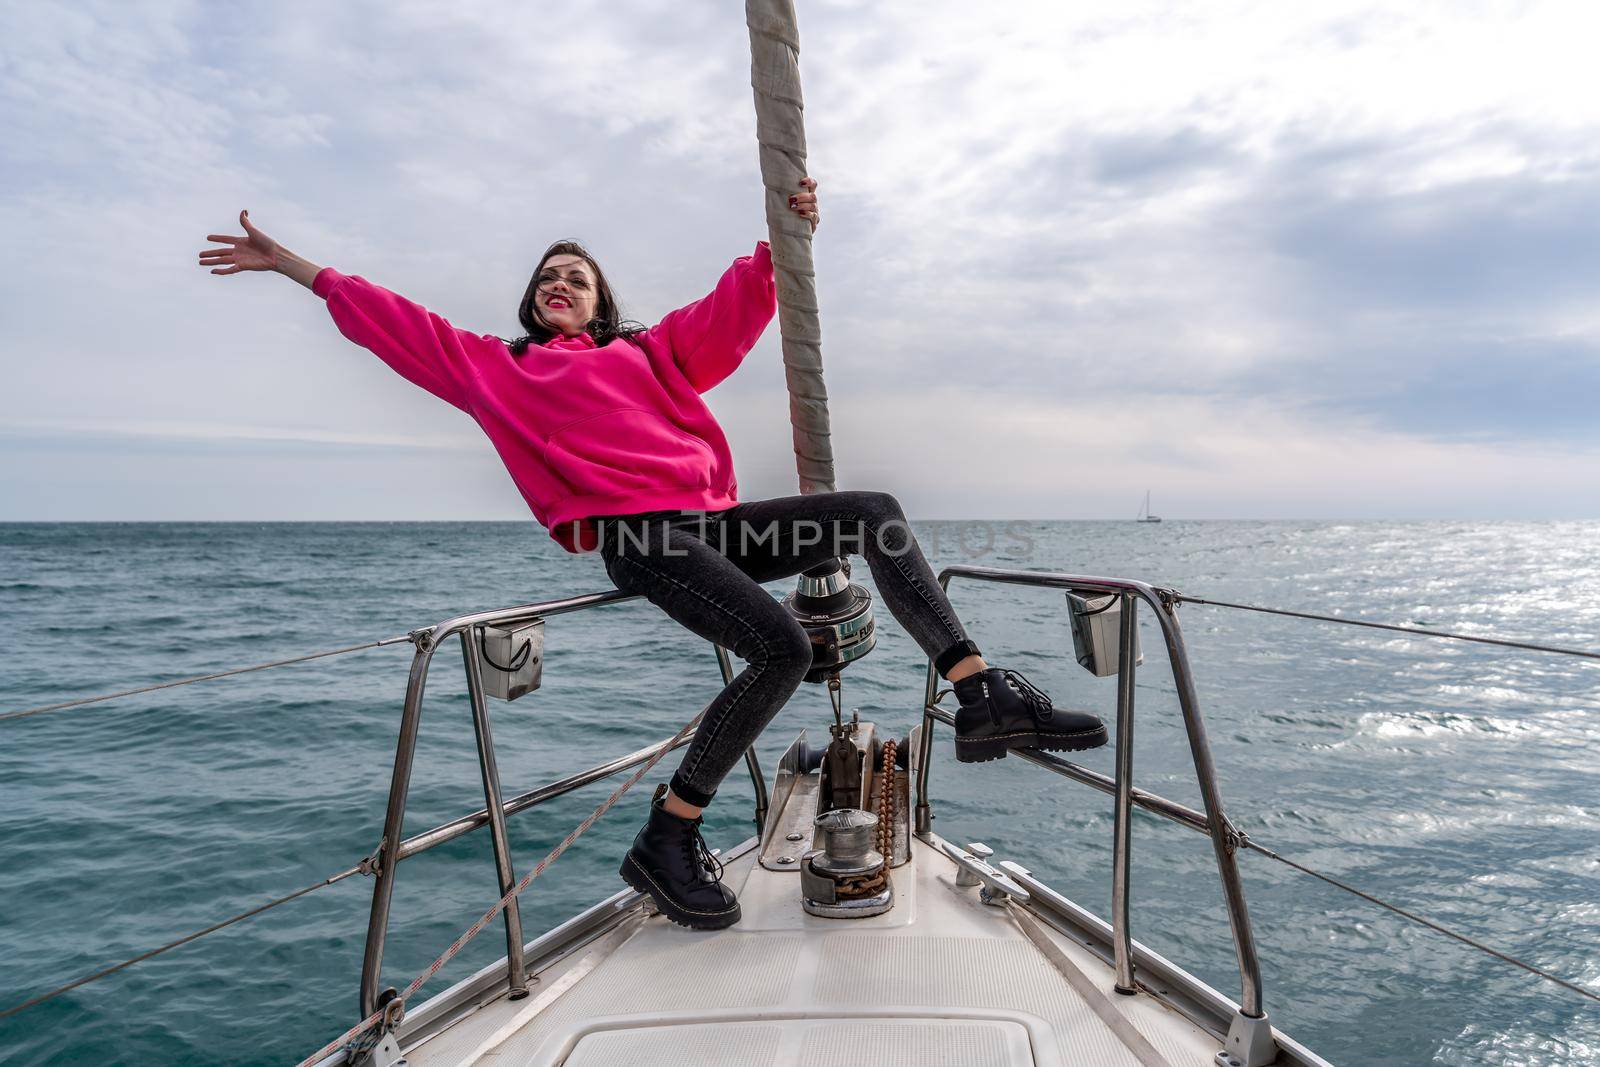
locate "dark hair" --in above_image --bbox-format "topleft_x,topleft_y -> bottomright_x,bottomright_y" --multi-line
508,240 -> 646,355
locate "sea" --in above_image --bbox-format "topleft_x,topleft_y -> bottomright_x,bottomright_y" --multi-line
1,520 -> 1596,1066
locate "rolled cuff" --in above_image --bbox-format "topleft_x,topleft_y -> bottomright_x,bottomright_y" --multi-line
311,266 -> 347,300
668,771 -> 717,809
934,639 -> 983,678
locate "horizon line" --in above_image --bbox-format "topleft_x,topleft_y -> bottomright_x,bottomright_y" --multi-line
4,516 -> 1598,525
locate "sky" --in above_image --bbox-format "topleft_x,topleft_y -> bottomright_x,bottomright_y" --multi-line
2,0 -> 1598,521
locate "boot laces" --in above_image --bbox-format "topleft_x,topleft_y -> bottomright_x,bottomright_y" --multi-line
1000,668 -> 1054,722
686,821 -> 724,883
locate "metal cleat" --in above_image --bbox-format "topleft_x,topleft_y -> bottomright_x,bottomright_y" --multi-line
954,842 -> 992,887
938,840 -> 1029,905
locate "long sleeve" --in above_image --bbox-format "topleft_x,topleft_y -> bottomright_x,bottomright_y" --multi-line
641,241 -> 777,394
313,267 -> 498,412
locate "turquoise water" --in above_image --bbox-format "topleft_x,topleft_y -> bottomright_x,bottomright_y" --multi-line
1,520 -> 1596,1066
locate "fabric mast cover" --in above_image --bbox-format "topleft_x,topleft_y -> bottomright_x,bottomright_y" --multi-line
746,0 -> 835,495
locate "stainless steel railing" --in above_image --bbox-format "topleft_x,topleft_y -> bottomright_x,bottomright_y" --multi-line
913,565 -> 1267,1021
356,588 -> 768,1019
10,565 -> 1592,1044
354,566 -> 1263,1027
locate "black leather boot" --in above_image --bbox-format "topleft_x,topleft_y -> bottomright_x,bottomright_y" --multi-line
618,784 -> 741,930
952,667 -> 1107,763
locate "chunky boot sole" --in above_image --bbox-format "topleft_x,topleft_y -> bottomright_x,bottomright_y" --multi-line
955,722 -> 1109,764
619,852 -> 742,931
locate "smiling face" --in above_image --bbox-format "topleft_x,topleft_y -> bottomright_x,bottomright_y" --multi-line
534,253 -> 601,337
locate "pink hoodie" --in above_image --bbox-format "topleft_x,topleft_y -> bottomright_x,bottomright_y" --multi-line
311,241 -> 776,553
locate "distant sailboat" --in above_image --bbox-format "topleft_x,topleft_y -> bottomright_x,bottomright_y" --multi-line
1137,490 -> 1162,523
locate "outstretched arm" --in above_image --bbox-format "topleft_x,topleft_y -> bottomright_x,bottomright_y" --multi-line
643,178 -> 820,393
644,243 -> 776,394
198,210 -> 495,412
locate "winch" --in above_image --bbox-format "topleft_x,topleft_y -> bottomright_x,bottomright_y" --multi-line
799,807 -> 893,917
757,563 -> 908,919
781,556 -> 876,685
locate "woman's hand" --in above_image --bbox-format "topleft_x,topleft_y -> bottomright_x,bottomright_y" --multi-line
198,210 -> 322,289
787,176 -> 820,230
199,210 -> 280,274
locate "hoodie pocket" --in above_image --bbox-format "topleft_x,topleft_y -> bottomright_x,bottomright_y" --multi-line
545,408 -> 716,495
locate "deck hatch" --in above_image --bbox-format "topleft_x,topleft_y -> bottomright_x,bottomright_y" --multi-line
559,1018 -> 1034,1067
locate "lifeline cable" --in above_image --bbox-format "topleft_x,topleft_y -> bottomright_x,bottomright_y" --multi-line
0,634 -> 413,723
294,709 -> 706,1067
928,693 -> 1600,1005
1174,595 -> 1600,662
0,870 -> 356,1020
1239,838 -> 1600,1005
0,727 -> 697,1024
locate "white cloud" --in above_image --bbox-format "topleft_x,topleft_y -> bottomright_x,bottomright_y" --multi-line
0,416 -> 480,452
727,385 -> 1600,519
2,0 -> 1599,519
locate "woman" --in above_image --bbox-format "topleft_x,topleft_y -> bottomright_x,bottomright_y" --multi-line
196,184 -> 1107,930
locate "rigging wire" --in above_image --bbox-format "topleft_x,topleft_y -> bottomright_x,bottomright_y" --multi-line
1174,595 -> 1600,662
1239,838 -> 1599,1005
9,593 -> 1593,729
0,634 -> 414,724
0,870 -> 358,1021
3,589 -> 1594,1036
0,723 -> 700,1027
7,785 -> 1593,1031
1154,596 -> 1599,1001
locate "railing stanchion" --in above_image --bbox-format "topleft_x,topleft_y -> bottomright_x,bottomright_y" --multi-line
743,747 -> 768,832
914,631 -> 942,834
460,629 -> 528,999
359,640 -> 437,1019
926,565 -> 1272,1047
717,645 -> 770,832
1152,591 -> 1267,1020
1110,591 -> 1138,994
355,589 -> 630,1021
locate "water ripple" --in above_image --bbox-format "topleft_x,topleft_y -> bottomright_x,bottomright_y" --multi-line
2,519 -> 1597,1066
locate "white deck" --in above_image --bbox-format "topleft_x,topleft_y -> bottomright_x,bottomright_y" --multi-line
402,834 -> 1226,1066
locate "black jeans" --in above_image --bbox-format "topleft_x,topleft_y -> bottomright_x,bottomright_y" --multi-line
593,490 -> 982,807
